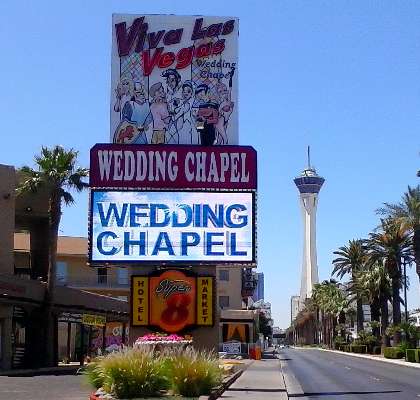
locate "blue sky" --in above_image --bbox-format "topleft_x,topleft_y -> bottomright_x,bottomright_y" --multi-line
1,1 -> 419,328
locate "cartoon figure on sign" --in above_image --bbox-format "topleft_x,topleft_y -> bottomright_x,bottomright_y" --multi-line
162,69 -> 183,114
149,82 -> 171,144
162,69 -> 183,144
113,77 -> 133,113
215,80 -> 234,144
172,81 -> 196,144
197,103 -> 219,146
119,82 -> 152,144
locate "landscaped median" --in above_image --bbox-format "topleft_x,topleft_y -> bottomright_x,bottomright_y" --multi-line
84,333 -> 246,399
296,345 -> 420,368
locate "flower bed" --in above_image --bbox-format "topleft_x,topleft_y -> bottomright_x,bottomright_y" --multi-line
134,333 -> 193,346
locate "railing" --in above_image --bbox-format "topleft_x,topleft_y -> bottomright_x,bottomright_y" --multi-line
56,276 -> 129,289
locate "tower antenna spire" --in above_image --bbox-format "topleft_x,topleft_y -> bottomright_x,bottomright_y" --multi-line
307,145 -> 311,169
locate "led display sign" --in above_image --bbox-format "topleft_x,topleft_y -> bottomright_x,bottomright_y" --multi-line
89,190 -> 255,265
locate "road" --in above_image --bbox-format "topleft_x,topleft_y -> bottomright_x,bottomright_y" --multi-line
280,347 -> 420,399
0,374 -> 91,400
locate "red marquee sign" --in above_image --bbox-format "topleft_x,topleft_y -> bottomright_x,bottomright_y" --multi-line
90,144 -> 257,190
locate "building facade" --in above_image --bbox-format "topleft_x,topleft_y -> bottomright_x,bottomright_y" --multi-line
0,164 -> 129,370
252,272 -> 264,302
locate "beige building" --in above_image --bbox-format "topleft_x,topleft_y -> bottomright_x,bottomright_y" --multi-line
14,233 -> 130,300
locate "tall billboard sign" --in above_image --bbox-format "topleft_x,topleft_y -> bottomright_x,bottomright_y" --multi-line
111,15 -> 238,146
88,144 -> 257,266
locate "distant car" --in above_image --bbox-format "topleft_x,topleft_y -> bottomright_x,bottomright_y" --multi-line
279,344 -> 285,349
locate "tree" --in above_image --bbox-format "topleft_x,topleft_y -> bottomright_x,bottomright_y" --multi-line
378,185 -> 420,286
258,311 -> 273,338
353,263 -> 392,350
312,280 -> 348,348
17,146 -> 89,366
332,239 -> 367,334
368,219 -> 412,345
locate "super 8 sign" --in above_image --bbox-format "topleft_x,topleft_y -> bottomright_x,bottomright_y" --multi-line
131,270 -> 213,332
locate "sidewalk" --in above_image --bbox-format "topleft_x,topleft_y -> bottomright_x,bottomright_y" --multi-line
299,346 -> 420,369
220,354 -> 287,399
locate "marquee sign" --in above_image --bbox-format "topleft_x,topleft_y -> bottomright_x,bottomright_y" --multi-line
111,15 -> 238,146
131,270 -> 214,332
89,144 -> 257,190
89,189 -> 256,265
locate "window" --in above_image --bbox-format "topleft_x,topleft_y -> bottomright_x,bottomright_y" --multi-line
219,270 -> 229,281
117,268 -> 129,285
56,261 -> 67,284
219,296 -> 230,309
97,268 -> 108,284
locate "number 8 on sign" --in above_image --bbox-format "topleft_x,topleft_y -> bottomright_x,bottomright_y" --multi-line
161,294 -> 191,326
149,270 -> 196,333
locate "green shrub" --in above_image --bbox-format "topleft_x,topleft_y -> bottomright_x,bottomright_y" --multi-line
398,341 -> 410,354
350,345 -> 367,354
405,349 -> 420,363
338,344 -> 348,351
168,348 -> 222,397
343,345 -> 350,352
406,349 -> 417,363
83,360 -> 105,389
383,347 -> 405,359
99,348 -> 169,399
355,330 -> 377,347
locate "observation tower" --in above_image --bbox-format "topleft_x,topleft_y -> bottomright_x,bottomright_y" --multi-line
294,147 -> 324,307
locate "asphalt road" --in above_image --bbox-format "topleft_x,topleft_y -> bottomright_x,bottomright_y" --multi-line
0,374 -> 91,400
280,347 -> 420,400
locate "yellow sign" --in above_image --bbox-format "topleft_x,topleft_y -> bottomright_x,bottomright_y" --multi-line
197,277 -> 213,326
82,314 -> 106,327
132,276 -> 149,326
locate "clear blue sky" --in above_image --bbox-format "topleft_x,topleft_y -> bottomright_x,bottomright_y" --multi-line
1,1 -> 419,328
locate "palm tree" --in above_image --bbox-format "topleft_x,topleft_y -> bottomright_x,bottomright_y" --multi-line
312,280 -> 348,348
378,185 -> 420,285
353,264 -> 392,350
368,219 -> 412,345
17,146 -> 89,366
332,240 -> 367,333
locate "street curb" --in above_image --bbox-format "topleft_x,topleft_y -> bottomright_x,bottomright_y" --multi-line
0,365 -> 80,377
279,357 -> 303,399
199,366 -> 246,400
297,347 -> 420,369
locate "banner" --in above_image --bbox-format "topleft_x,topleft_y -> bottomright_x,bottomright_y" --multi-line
197,277 -> 213,325
111,14 -> 238,146
89,190 -> 255,265
132,276 -> 149,326
82,314 -> 106,327
89,144 -> 257,190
